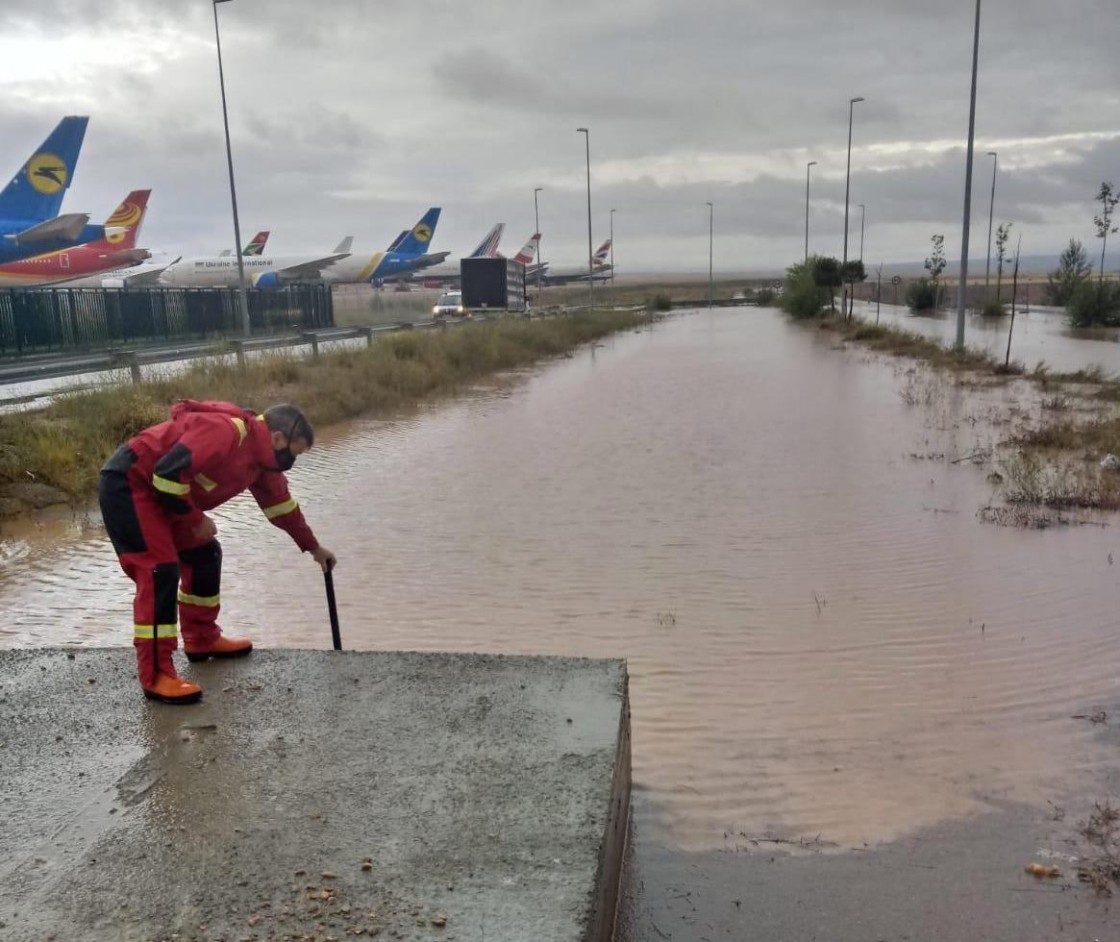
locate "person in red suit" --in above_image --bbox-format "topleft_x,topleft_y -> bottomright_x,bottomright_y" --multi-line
98,400 -> 337,704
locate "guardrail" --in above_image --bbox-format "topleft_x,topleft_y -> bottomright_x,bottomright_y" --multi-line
0,322 -> 465,410
0,322 -> 447,387
0,308 -> 629,408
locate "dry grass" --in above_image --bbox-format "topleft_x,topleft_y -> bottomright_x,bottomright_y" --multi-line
825,319 -> 1011,373
812,315 -> 1120,515
0,311 -> 644,500
1078,801 -> 1120,896
1014,416 -> 1120,459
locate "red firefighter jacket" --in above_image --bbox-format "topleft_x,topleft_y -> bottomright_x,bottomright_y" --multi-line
123,400 -> 319,553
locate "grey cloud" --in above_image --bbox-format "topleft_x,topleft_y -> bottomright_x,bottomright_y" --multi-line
0,0 -> 1118,270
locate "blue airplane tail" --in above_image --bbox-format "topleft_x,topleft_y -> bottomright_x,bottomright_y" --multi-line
392,207 -> 441,257
0,116 -> 89,222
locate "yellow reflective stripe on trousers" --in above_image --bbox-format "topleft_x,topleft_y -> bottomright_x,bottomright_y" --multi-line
263,498 -> 298,519
153,474 -> 189,496
230,416 -> 248,445
194,473 -> 218,492
134,624 -> 178,639
177,590 -> 220,608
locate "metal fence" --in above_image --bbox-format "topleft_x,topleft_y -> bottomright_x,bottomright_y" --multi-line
0,285 -> 334,355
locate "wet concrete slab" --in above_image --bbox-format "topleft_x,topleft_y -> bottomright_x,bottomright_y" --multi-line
0,649 -> 631,942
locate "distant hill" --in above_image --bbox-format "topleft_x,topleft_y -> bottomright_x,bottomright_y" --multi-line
620,253 -> 1111,282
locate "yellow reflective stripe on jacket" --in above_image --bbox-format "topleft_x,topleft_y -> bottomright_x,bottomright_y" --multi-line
194,473 -> 218,492
231,416 -> 248,445
263,498 -> 298,520
177,590 -> 220,608
134,624 -> 178,639
153,474 -> 190,496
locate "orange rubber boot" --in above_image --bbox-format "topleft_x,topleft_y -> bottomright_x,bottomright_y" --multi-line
143,673 -> 203,705
139,636 -> 202,704
184,634 -> 253,662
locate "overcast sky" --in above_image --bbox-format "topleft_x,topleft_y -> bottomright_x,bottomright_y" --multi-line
1,0 -> 1117,273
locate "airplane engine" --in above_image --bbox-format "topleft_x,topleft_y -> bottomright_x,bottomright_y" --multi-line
252,271 -> 281,289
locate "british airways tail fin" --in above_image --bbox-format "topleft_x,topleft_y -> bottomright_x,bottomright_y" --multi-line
392,207 -> 441,257
468,223 -> 504,258
511,233 -> 540,265
0,116 -> 89,222
593,238 -> 612,266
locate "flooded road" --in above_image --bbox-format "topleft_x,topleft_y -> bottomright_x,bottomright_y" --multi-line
2,308 -> 1119,861
867,299 -> 1120,375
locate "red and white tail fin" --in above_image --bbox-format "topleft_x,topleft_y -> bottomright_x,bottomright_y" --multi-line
512,233 -> 540,266
242,231 -> 269,256
91,190 -> 150,250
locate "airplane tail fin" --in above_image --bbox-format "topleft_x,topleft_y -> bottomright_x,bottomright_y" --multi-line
82,189 -> 150,251
593,238 -> 612,267
392,207 -> 441,257
385,231 -> 408,252
333,235 -> 354,255
467,223 -> 504,258
0,116 -> 89,222
511,233 -> 540,266
243,231 -> 269,256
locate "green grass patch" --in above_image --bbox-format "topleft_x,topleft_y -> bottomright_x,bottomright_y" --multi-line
0,311 -> 644,500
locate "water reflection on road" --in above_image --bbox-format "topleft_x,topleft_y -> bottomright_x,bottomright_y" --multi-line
867,299 -> 1120,374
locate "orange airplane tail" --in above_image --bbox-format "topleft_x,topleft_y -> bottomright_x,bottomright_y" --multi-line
91,190 -> 151,251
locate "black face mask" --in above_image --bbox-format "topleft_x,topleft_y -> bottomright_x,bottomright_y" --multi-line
272,446 -> 296,472
269,416 -> 303,472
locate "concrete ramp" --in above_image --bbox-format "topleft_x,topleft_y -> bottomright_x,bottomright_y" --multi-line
0,649 -> 631,942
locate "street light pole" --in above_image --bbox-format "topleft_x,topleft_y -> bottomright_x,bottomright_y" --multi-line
859,203 -> 865,263
212,0 -> 250,337
804,160 -> 817,264
577,127 -> 593,313
956,0 -> 983,351
984,151 -> 998,298
533,186 -> 543,300
706,201 -> 713,310
843,96 -> 865,319
609,208 -> 616,300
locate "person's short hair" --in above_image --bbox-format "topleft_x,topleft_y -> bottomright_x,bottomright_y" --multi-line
263,403 -> 314,447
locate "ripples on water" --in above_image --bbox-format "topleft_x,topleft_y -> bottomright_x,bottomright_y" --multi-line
2,309 -> 1118,851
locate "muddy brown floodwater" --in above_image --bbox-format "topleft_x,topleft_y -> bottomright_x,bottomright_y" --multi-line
3,309 -> 1120,933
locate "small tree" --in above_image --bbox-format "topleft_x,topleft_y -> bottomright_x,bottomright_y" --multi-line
994,222 -> 1012,302
1046,238 -> 1093,306
924,234 -> 947,308
781,258 -> 826,319
812,256 -> 842,312
841,259 -> 867,319
925,234 -> 947,280
1094,181 -> 1119,284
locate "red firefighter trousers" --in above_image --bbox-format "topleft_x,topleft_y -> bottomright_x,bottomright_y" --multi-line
99,452 -> 224,687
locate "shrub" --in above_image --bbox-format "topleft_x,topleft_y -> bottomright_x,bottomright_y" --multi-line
906,278 -> 941,312
1047,238 -> 1092,306
647,293 -> 672,312
980,300 -> 1007,318
1068,281 -> 1120,328
754,288 -> 776,306
781,266 -> 826,319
